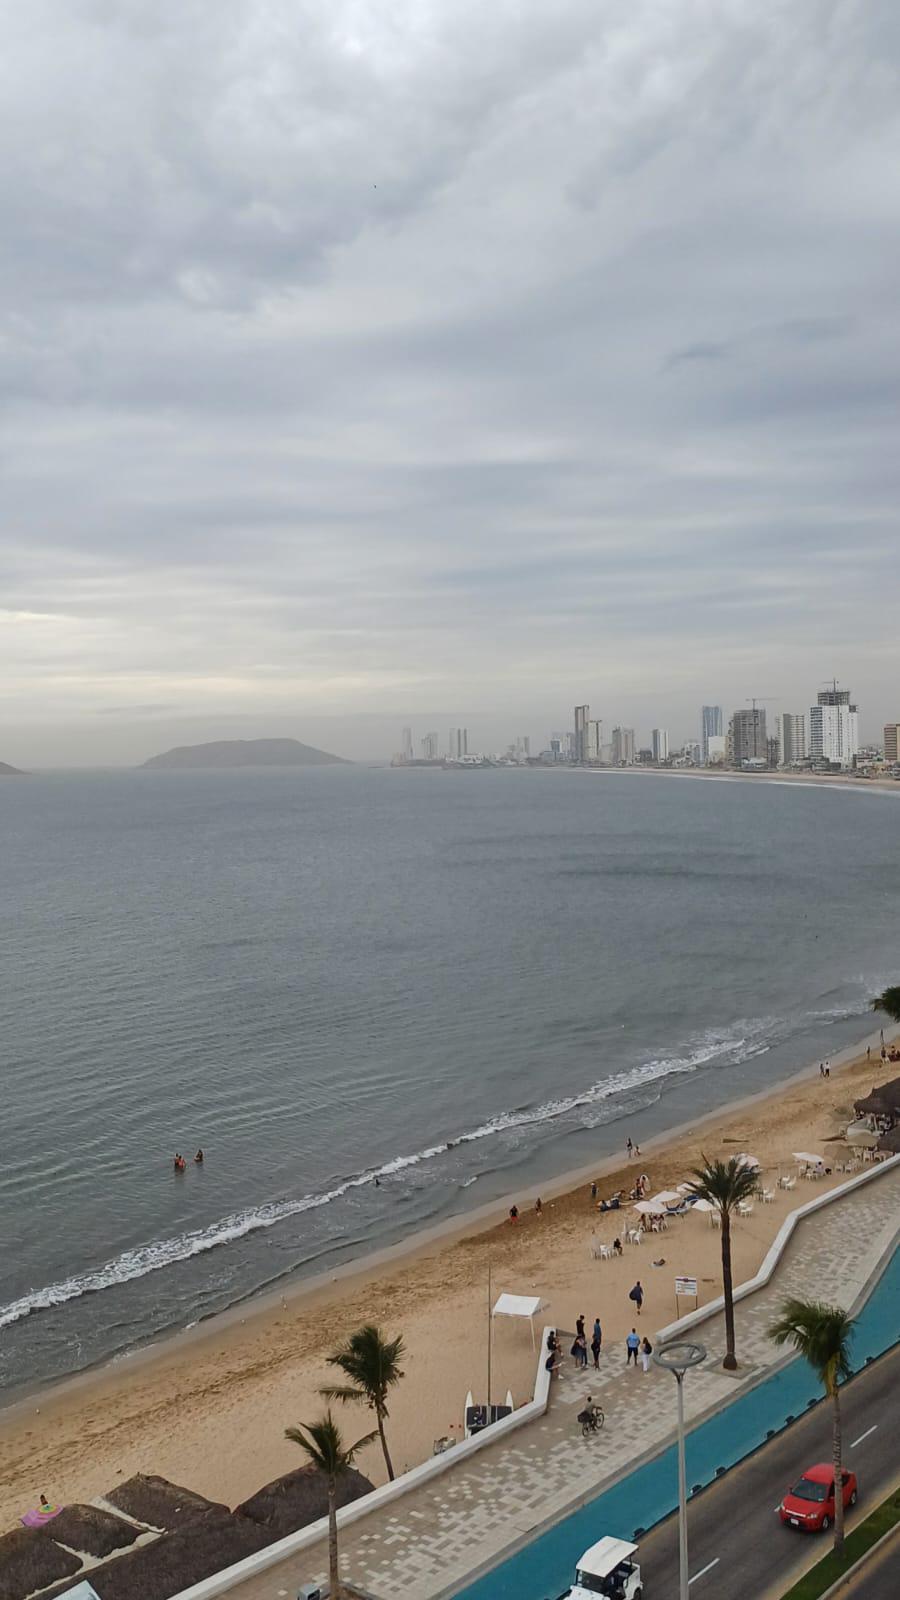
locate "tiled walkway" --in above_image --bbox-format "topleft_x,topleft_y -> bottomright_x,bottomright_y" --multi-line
228,1165 -> 900,1600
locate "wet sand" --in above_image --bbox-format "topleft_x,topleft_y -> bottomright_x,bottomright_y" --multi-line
0,1028 -> 895,1529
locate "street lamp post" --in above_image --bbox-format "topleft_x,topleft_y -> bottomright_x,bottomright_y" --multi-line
652,1339 -> 707,1600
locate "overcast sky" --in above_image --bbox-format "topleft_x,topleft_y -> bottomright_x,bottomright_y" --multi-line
2,0 -> 899,764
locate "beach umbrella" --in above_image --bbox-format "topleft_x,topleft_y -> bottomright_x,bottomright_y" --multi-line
736,1153 -> 760,1169
633,1200 -> 657,1214
688,1197 -> 716,1213
648,1190 -> 682,1206
792,1151 -> 823,1165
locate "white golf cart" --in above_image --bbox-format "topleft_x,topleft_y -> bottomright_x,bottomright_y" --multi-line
558,1536 -> 642,1600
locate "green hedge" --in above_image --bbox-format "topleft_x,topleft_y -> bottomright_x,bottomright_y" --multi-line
781,1489 -> 900,1599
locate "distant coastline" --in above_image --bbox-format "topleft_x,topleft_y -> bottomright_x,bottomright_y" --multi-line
582,763 -> 900,794
140,737 -> 350,770
0,760 -> 25,776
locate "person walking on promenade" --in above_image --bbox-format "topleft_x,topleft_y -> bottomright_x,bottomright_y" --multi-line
626,1329 -> 640,1366
591,1318 -> 602,1368
571,1331 -> 588,1368
640,1335 -> 653,1373
629,1279 -> 644,1316
576,1313 -> 586,1340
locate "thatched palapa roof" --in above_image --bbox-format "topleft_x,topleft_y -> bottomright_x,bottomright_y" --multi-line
854,1075 -> 900,1118
0,1527 -> 81,1600
36,1503 -> 140,1559
52,1509 -> 270,1600
237,1463 -> 374,1539
877,1125 -> 900,1154
104,1473 -> 228,1531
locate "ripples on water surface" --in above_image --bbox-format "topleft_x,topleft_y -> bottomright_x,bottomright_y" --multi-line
0,766 -> 896,1391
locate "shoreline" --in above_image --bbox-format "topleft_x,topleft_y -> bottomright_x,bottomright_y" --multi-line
581,764 -> 900,793
2,1018 -> 896,1428
0,1022 -> 894,1527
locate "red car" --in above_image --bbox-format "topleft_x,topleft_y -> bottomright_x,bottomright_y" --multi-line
779,1463 -> 858,1531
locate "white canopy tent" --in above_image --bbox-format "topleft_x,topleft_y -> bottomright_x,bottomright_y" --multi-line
648,1190 -> 682,1206
492,1293 -> 547,1349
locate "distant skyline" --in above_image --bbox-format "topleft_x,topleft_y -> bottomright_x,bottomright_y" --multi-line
2,3 -> 900,765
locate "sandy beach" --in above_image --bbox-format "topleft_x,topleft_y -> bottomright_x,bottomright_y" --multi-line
1,1030 -> 895,1532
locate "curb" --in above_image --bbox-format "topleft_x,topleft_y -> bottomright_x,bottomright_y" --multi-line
816,1519 -> 900,1599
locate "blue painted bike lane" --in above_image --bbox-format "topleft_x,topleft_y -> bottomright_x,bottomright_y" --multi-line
455,1245 -> 899,1599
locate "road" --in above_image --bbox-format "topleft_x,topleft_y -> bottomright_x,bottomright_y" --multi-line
636,1342 -> 900,1600
828,1525 -> 900,1597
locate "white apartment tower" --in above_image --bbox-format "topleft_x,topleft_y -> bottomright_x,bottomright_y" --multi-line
574,704 -> 590,763
651,728 -> 669,763
809,688 -> 858,769
612,727 -> 636,765
700,705 -> 724,763
777,713 -> 807,767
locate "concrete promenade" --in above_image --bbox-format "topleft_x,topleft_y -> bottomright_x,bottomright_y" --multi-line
216,1164 -> 900,1600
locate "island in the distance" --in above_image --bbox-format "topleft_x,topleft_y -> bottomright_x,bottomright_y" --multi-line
0,760 -> 25,776
140,738 -> 350,771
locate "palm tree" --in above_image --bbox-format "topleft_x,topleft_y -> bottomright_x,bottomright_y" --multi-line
872,986 -> 900,1023
320,1323 -> 406,1480
686,1155 -> 760,1370
285,1409 -> 377,1598
769,1298 -> 855,1556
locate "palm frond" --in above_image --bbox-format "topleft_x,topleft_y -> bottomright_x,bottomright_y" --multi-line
685,1153 -> 760,1212
872,986 -> 900,1022
285,1409 -> 379,1475
768,1297 -> 854,1390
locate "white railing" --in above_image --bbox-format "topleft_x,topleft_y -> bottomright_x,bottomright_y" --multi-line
169,1327 -> 555,1600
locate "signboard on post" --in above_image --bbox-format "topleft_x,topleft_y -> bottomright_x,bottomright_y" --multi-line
674,1275 -> 699,1311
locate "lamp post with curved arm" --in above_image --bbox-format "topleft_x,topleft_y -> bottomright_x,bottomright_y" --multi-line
652,1339 -> 707,1600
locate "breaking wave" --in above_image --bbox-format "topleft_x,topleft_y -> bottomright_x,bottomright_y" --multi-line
0,998 -> 879,1334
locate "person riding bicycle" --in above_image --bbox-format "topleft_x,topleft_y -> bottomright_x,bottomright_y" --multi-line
577,1395 -> 603,1430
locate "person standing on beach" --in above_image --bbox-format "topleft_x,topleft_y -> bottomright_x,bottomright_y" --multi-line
629,1279 -> 644,1316
591,1180 -> 598,1203
640,1335 -> 653,1373
626,1137 -> 634,1159
626,1329 -> 640,1366
591,1318 -> 602,1368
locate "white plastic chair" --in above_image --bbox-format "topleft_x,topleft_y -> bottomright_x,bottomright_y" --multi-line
762,1189 -> 774,1203
626,1227 -> 642,1246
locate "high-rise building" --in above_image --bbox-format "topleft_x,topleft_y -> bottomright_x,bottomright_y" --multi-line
700,705 -> 724,764
402,727 -> 414,762
574,705 -> 590,763
777,713 -> 807,767
766,735 -> 779,769
730,708 -> 767,765
884,724 -> 900,764
809,688 -> 858,769
421,732 -> 439,760
612,727 -> 635,765
587,719 -> 602,761
651,728 -> 669,763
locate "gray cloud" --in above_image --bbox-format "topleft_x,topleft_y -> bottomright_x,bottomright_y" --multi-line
1,1 -> 899,763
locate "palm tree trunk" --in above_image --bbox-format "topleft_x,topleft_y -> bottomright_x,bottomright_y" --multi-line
721,1213 -> 737,1370
328,1477 -> 340,1599
831,1386 -> 845,1557
377,1406 -> 395,1481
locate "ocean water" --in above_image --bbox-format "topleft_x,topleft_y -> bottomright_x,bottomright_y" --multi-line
0,765 -> 897,1396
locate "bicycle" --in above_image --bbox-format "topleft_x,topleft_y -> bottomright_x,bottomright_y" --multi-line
578,1403 -> 605,1436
